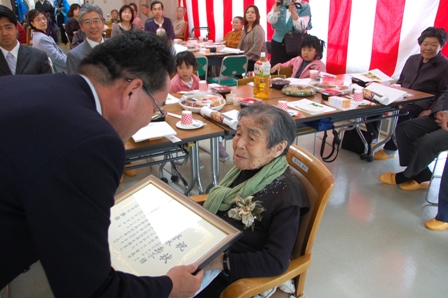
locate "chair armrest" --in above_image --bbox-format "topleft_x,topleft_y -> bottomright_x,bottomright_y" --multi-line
221,255 -> 311,298
189,194 -> 208,205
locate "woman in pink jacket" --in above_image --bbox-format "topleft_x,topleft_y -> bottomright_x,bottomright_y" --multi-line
271,34 -> 326,78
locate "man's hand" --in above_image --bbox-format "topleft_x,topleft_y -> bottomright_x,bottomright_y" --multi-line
167,263 -> 204,298
273,0 -> 281,12
435,111 -> 448,131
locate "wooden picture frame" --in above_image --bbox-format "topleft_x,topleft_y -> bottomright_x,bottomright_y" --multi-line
110,175 -> 242,276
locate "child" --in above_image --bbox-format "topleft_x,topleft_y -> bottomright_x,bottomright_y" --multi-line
270,34 -> 326,78
170,51 -> 200,93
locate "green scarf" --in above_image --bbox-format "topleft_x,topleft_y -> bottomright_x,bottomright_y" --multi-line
203,155 -> 289,214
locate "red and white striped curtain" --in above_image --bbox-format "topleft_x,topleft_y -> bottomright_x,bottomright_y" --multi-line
178,0 -> 448,79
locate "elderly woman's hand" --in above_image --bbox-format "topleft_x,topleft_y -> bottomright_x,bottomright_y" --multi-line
202,253 -> 224,271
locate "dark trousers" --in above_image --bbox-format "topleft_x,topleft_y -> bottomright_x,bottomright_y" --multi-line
437,160 -> 448,222
270,39 -> 297,66
396,116 -> 448,178
383,103 -> 425,151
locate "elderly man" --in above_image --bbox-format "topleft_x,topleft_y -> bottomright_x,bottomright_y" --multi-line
0,31 -> 203,297
66,4 -> 105,75
173,6 -> 186,39
0,5 -> 51,76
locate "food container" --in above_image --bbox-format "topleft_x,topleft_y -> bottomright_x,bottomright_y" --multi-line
179,92 -> 226,113
281,85 -> 316,97
239,97 -> 264,107
320,88 -> 343,101
271,79 -> 290,90
210,86 -> 232,95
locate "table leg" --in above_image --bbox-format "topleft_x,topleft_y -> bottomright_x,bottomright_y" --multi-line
369,110 -> 399,155
185,142 -> 205,195
206,137 -> 220,193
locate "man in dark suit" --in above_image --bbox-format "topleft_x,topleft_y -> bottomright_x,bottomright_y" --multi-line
0,31 -> 203,297
66,4 -> 104,75
0,5 -> 52,76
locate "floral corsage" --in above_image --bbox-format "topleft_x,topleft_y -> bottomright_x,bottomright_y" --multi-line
228,195 -> 265,231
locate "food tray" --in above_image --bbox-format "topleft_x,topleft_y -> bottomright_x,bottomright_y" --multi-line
281,84 -> 316,97
309,81 -> 350,94
179,92 -> 226,113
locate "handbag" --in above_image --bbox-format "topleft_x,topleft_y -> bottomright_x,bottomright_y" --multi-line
284,25 -> 306,56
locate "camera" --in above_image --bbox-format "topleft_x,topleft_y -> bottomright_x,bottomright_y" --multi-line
277,0 -> 302,8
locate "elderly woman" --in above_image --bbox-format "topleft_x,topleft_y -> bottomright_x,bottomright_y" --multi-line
111,5 -> 139,38
374,27 -> 448,160
28,9 -> 67,73
220,16 -> 243,48
238,5 -> 268,72
195,104 -> 310,298
270,34 -> 326,78
268,0 -> 312,66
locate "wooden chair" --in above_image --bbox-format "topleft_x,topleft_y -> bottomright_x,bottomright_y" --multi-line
207,55 -> 248,86
237,75 -> 286,86
279,66 -> 293,78
190,144 -> 335,298
25,26 -> 32,46
176,22 -> 189,41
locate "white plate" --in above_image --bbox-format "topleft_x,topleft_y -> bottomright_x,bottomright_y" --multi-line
175,121 -> 205,130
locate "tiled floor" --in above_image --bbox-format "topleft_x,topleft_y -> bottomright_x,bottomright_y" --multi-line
118,133 -> 448,297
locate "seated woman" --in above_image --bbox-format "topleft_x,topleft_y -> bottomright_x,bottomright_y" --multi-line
374,27 -> 448,160
238,5 -> 267,72
28,9 -> 67,73
270,34 -> 326,78
65,3 -> 81,43
220,16 -> 243,48
111,5 -> 139,38
195,104 -> 310,298
170,51 -> 200,93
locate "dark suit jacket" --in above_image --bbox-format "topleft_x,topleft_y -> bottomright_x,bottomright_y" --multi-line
0,44 -> 52,76
397,52 -> 448,110
66,40 -> 92,75
0,74 -> 172,297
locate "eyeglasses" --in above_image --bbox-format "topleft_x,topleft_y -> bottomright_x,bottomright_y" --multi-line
126,78 -> 165,121
82,18 -> 102,25
34,17 -> 47,22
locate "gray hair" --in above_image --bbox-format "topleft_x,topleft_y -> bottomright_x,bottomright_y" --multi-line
78,31 -> 175,94
79,4 -> 104,23
238,104 -> 296,155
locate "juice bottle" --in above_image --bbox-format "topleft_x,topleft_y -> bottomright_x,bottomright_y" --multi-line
253,52 -> 271,99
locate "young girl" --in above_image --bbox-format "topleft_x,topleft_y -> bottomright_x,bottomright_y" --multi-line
270,34 -> 326,78
170,51 -> 200,93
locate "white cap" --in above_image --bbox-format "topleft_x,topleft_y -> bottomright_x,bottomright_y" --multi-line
260,52 -> 266,57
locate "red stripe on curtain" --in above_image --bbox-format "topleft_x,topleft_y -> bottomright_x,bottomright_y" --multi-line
266,0 -> 276,41
206,0 -> 216,41
326,0 -> 352,74
369,0 -> 406,76
223,0 -> 233,41
434,0 -> 448,57
190,0 -> 200,38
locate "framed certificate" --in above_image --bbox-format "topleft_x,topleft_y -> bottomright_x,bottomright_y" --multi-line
109,175 -> 242,276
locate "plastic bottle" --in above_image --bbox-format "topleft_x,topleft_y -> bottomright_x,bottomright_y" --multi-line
253,52 -> 271,99
156,24 -> 166,36
105,13 -> 112,27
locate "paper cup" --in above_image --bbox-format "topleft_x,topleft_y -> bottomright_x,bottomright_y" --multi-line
181,110 -> 193,126
225,93 -> 234,104
353,89 -> 363,102
233,97 -> 242,107
199,80 -> 208,92
278,100 -> 288,111
309,70 -> 319,80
